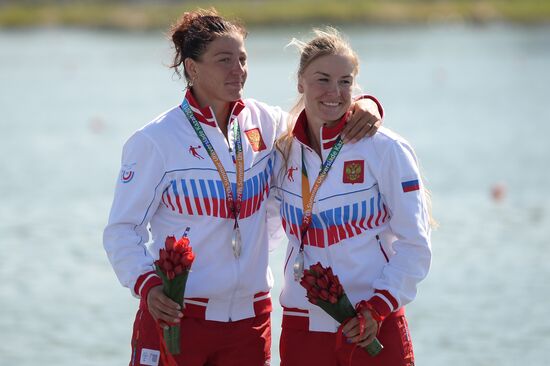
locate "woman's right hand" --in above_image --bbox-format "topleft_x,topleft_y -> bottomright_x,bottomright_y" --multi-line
146,285 -> 183,327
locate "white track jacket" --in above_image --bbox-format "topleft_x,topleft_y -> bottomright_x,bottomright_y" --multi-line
104,90 -> 286,322
271,110 -> 432,332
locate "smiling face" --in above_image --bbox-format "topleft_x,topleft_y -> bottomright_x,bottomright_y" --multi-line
185,33 -> 248,108
298,53 -> 356,128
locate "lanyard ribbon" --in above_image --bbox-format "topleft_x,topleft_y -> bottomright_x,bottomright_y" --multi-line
180,98 -> 244,220
299,137 -> 344,251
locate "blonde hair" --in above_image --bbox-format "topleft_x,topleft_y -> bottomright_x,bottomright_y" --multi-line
276,27 -> 359,178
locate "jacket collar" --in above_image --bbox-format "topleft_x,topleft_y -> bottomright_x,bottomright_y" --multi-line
184,88 -> 245,128
292,109 -> 350,150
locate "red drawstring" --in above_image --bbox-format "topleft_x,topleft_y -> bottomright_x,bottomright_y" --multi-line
347,345 -> 360,366
156,324 -> 179,366
356,310 -> 367,338
356,300 -> 384,335
335,318 -> 350,350
335,302 -> 383,366
335,316 -> 364,366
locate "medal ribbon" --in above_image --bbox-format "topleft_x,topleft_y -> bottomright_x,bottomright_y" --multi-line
180,98 -> 244,220
299,137 -> 344,250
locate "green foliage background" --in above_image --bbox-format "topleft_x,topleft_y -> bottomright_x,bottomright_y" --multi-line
1,0 -> 549,29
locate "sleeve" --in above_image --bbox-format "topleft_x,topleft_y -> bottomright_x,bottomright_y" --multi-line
354,94 -> 385,119
103,131 -> 165,299
276,109 -> 290,139
266,150 -> 286,251
266,104 -> 290,139
367,139 -> 432,319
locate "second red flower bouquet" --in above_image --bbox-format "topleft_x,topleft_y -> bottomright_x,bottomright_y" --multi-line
300,262 -> 383,356
154,230 -> 195,355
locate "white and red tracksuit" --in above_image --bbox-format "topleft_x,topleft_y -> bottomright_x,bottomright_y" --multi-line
271,110 -> 432,366
103,90 -> 287,365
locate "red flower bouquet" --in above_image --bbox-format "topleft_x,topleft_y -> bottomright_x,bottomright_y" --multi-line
154,231 -> 195,355
300,262 -> 383,356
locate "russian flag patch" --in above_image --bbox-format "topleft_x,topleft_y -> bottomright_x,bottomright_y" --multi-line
402,179 -> 420,192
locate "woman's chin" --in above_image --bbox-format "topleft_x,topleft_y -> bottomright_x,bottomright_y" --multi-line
224,86 -> 244,101
321,112 -> 346,124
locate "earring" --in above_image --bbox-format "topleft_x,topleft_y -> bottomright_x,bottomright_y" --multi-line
187,74 -> 198,89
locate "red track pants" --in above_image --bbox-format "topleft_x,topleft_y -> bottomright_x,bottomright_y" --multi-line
280,308 -> 414,366
129,299 -> 271,366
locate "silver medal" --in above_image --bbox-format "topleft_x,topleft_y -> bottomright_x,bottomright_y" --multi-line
232,226 -> 242,258
293,250 -> 304,281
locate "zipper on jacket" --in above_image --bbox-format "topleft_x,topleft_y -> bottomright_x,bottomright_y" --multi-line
325,243 -> 335,271
283,246 -> 295,276
225,119 -> 235,160
225,113 -> 240,322
227,252 -> 241,322
299,139 -> 324,175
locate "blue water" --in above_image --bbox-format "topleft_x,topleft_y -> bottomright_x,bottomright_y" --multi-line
1,24 -> 549,365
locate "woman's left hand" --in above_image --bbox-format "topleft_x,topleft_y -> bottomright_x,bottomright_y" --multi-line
341,98 -> 382,143
341,309 -> 379,347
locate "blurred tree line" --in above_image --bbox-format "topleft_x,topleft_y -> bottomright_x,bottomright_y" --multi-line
0,0 -> 548,29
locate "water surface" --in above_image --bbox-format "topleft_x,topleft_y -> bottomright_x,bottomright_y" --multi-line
1,24 -> 549,365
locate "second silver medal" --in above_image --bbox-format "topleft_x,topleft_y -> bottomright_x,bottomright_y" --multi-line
293,249 -> 304,281
232,224 -> 242,259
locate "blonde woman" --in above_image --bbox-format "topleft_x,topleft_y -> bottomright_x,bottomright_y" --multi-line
272,28 -> 432,366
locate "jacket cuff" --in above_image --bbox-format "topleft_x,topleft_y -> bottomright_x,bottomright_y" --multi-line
353,95 -> 384,119
366,289 -> 399,319
134,271 -> 162,300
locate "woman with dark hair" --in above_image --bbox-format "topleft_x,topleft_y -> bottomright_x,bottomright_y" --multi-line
103,9 -> 382,366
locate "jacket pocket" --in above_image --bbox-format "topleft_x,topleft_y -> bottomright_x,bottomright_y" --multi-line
376,234 -> 389,263
283,246 -> 295,275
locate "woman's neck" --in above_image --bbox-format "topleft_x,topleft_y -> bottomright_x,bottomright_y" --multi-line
306,122 -> 322,157
305,113 -> 339,157
191,88 -> 231,137
213,103 -> 231,137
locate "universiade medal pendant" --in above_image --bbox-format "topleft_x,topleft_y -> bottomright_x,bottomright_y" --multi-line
232,226 -> 242,259
293,250 -> 304,281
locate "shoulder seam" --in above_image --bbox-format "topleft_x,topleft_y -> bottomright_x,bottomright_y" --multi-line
135,130 -> 168,175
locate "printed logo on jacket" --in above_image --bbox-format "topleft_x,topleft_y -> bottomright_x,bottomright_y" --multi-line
343,160 -> 364,184
401,177 -> 420,192
244,128 -> 267,152
120,163 -> 136,183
